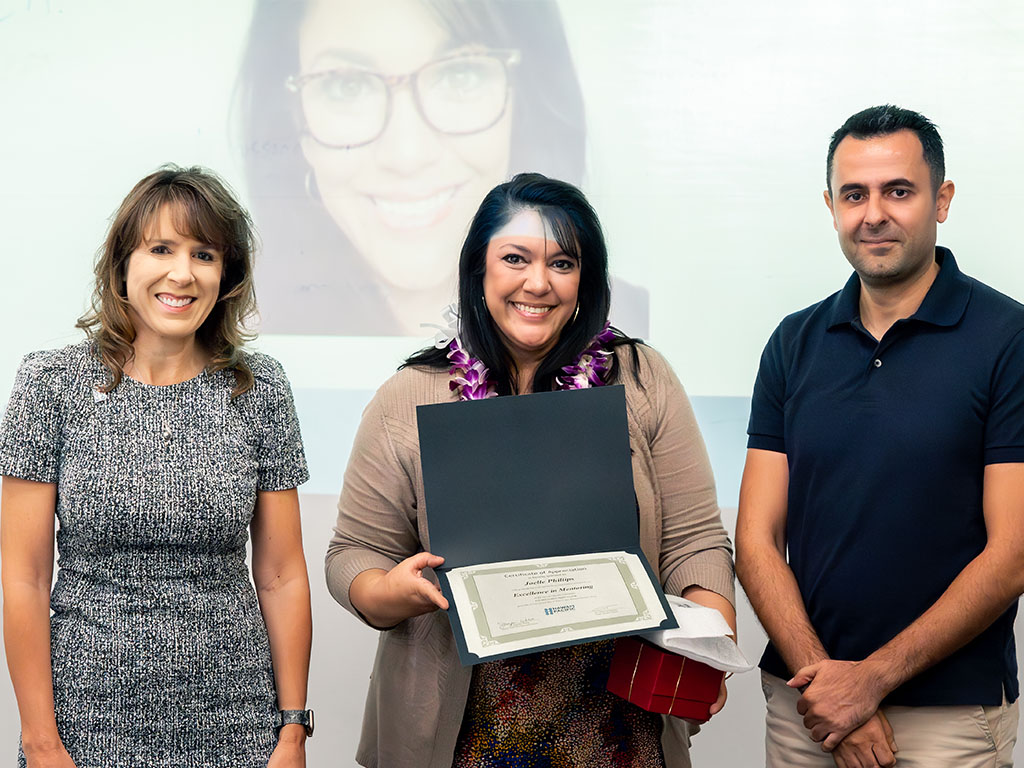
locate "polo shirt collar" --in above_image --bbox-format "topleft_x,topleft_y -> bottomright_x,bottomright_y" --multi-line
826,246 -> 971,330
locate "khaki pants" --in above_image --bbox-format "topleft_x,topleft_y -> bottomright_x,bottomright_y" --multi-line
762,672 -> 1018,767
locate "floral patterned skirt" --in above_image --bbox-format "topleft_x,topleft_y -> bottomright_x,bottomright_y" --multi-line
452,639 -> 665,768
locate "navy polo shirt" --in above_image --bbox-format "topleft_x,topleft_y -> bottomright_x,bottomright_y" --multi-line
748,248 -> 1024,706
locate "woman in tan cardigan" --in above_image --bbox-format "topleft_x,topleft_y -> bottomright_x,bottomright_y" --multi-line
326,173 -> 735,768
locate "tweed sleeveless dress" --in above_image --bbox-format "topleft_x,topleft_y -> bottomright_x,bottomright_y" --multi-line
0,342 -> 308,768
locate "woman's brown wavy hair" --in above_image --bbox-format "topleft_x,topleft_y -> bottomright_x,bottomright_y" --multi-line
76,165 -> 258,397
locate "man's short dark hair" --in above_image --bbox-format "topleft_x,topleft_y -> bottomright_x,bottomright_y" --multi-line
826,105 -> 945,195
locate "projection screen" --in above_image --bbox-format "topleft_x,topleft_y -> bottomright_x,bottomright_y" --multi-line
1,1 -> 1022,764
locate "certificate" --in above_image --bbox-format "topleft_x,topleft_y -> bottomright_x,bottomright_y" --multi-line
447,551 -> 669,660
419,386 -> 678,665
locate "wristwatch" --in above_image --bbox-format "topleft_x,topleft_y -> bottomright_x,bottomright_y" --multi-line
275,708 -> 315,737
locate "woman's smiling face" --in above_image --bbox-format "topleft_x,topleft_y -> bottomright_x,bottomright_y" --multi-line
483,208 -> 580,368
297,0 -> 514,293
124,204 -> 223,349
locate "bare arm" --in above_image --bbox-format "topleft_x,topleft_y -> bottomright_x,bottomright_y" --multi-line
1,476 -> 76,766
735,448 -> 827,672
793,462 -> 1024,749
251,488 -> 311,762
736,450 -> 898,765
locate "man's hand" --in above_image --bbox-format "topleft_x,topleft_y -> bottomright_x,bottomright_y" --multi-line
788,659 -> 889,750
831,711 -> 897,768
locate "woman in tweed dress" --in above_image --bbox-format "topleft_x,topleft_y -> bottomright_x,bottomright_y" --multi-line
0,167 -> 312,767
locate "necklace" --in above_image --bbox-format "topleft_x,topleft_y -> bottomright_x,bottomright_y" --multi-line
447,323 -> 617,401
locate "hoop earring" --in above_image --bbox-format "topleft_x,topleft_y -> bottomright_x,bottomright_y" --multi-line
571,304 -> 580,324
304,169 -> 321,202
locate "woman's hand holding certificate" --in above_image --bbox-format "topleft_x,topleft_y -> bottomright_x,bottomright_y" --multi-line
350,552 -> 449,629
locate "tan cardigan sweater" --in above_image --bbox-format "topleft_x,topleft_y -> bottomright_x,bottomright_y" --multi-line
326,344 -> 735,768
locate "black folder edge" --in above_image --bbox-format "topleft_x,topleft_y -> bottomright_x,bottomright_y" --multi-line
417,386 -> 678,667
437,548 -> 677,667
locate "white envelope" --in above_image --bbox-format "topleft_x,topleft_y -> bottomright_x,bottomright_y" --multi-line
643,595 -> 755,674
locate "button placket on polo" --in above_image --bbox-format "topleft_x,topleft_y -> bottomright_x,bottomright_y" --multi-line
868,321 -> 914,373
865,339 -> 887,374
849,318 -> 887,373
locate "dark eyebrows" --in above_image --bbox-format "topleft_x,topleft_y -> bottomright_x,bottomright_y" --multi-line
146,237 -> 220,252
883,178 -> 917,190
837,178 -> 918,195
498,242 -> 572,261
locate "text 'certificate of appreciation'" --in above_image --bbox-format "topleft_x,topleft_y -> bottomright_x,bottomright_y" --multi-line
447,551 -> 668,660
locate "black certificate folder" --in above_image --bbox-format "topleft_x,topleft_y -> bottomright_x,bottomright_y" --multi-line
417,385 -> 677,667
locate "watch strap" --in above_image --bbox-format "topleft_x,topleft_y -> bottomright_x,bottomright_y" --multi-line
275,708 -> 314,737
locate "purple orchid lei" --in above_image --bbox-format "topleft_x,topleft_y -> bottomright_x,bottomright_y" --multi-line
447,336 -> 497,400
447,323 -> 616,401
554,322 -> 617,390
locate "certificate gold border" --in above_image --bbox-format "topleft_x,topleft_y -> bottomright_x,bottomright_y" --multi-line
448,551 -> 667,660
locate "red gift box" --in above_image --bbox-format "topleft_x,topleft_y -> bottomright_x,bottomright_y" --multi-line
606,636 -> 724,722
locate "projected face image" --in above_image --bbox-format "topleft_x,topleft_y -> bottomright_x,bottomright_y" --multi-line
295,0 -> 513,326
239,0 -> 646,338
484,209 -> 581,365
124,205 -> 224,347
826,130 -> 954,288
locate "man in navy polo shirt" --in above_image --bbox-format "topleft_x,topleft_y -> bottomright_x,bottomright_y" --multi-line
737,104 -> 1024,767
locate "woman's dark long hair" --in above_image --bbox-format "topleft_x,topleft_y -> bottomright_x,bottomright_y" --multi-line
405,173 -> 642,394
235,0 -> 587,335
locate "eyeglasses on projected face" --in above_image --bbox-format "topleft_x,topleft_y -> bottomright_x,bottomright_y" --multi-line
286,49 -> 521,150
